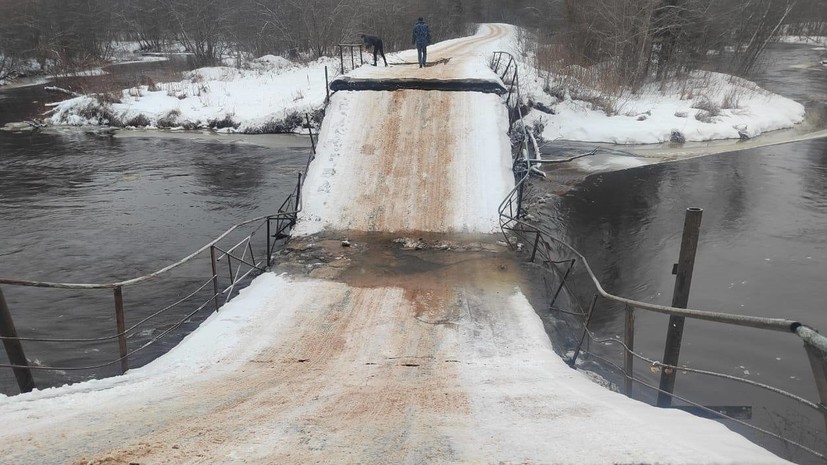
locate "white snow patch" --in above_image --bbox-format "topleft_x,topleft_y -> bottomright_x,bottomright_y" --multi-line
47,56 -> 336,132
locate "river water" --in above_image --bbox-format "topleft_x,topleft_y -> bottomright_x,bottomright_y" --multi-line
532,43 -> 827,463
0,129 -> 310,393
0,42 -> 824,461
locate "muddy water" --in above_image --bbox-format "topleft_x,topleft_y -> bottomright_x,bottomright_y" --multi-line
534,43 -> 827,463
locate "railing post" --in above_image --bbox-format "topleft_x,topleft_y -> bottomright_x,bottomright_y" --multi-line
549,259 -> 576,310
350,46 -> 355,70
210,246 -> 220,312
568,293 -> 598,368
658,207 -> 703,407
324,66 -> 330,105
803,341 -> 827,436
306,113 -> 316,155
296,172 -> 302,216
339,46 -> 344,74
624,305 -> 635,397
796,325 -> 827,438
529,231 -> 541,262
113,286 -> 128,374
266,217 -> 272,267
0,286 -> 35,393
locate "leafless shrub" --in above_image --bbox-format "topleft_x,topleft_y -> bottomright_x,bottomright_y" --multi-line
157,109 -> 182,128
208,113 -> 238,129
692,97 -> 721,117
125,114 -> 151,127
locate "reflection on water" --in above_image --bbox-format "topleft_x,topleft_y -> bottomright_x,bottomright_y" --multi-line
537,137 -> 827,462
528,42 -> 827,463
0,131 -> 310,393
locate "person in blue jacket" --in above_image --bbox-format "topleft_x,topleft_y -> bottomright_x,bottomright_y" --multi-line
412,17 -> 431,68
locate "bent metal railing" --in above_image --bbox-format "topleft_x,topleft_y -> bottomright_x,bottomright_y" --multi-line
491,52 -> 827,461
499,181 -> 827,461
0,114 -> 319,394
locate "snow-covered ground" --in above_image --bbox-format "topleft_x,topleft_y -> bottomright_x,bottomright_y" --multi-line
37,24 -> 809,145
48,55 -> 335,132
0,24 -> 798,464
518,64 -> 806,145
777,35 -> 827,47
0,272 -> 793,464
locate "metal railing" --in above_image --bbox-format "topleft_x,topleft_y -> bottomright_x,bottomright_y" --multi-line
499,182 -> 827,461
337,43 -> 364,74
491,51 -> 522,126
489,51 -> 827,462
0,114 -> 319,394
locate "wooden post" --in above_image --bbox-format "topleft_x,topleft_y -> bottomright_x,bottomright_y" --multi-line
339,46 -> 344,74
802,338 -> 827,437
0,286 -> 35,393
113,286 -> 129,374
624,305 -> 635,397
657,207 -> 703,407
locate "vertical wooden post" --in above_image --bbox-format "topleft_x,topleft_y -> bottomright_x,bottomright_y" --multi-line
113,286 -> 129,374
339,46 -> 344,74
797,325 -> 827,438
0,286 -> 35,393
657,207 -> 703,407
210,246 -> 220,312
624,305 -> 635,397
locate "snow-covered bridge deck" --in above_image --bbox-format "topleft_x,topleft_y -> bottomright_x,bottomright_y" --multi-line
0,24 -> 792,464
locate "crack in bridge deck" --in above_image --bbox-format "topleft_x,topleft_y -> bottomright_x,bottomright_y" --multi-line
330,76 -> 507,94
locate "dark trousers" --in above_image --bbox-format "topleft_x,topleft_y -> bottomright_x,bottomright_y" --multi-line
417,45 -> 427,67
372,43 -> 387,66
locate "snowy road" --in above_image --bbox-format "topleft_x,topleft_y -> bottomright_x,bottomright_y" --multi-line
0,25 -> 793,465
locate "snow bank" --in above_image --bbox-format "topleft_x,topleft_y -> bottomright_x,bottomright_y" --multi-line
47,55 -> 335,133
0,274 -> 792,463
458,290 -> 791,464
515,52 -> 805,145
777,35 -> 827,47
0,274 -> 287,408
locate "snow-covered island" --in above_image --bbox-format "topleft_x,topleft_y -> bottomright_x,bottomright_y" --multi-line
36,27 -> 810,146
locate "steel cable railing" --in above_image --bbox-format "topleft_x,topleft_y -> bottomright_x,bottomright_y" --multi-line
0,113 -> 321,391
491,51 -> 827,462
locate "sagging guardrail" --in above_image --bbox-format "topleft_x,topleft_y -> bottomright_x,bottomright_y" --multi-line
499,180 -> 827,461
0,114 -> 319,395
490,51 -> 827,462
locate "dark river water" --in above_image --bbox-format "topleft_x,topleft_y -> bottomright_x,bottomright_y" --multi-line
1,57 -> 311,394
0,130 -> 310,393
534,43 -> 827,463
0,42 -> 825,462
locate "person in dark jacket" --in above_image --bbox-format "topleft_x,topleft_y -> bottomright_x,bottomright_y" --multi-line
360,34 -> 387,67
412,17 -> 431,68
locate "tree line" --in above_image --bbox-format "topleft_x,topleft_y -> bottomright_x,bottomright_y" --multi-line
1,0 -> 825,84
552,0 -> 825,88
